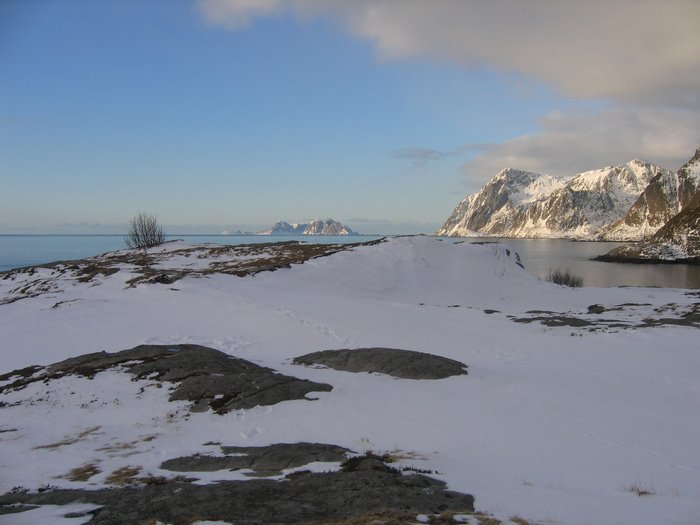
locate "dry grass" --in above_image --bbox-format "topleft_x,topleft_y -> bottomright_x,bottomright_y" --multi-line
509,515 -> 536,525
95,441 -> 136,453
64,462 -> 101,482
384,449 -> 426,462
472,514 -> 502,525
33,426 -> 102,450
105,466 -> 142,485
547,269 -> 584,288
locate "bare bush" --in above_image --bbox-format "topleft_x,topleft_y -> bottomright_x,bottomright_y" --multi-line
624,483 -> 655,497
125,212 -> 165,249
547,269 -> 584,287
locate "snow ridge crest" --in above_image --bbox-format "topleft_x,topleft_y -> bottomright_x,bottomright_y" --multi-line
436,152 -> 700,240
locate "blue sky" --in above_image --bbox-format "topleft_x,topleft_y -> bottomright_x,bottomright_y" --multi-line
1,1 -> 699,234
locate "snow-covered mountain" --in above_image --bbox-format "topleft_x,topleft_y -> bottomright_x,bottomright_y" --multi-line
259,221 -> 306,235
436,169 -> 567,237
259,218 -> 356,235
437,160 -> 661,238
599,190 -> 700,262
302,218 -> 356,235
597,148 -> 700,240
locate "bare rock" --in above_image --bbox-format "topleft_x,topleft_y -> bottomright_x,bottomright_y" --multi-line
1,345 -> 332,414
0,468 -> 474,524
293,348 -> 467,379
161,442 -> 350,474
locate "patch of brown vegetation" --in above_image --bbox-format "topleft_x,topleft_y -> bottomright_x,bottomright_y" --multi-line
33,426 -> 102,450
95,441 -> 136,453
472,514 -> 502,525
105,466 -> 142,485
510,515 -> 537,525
0,239 -> 386,304
76,264 -> 119,283
64,463 -> 101,482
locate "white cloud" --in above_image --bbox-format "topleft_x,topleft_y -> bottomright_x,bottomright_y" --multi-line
196,0 -> 700,106
461,108 -> 700,183
197,0 -> 283,30
196,1 -> 700,193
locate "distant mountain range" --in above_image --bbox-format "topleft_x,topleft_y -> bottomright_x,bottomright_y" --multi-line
259,218 -> 357,236
436,147 -> 700,261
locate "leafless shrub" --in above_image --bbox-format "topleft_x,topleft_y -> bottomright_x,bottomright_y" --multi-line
625,483 -> 655,496
125,212 -> 165,249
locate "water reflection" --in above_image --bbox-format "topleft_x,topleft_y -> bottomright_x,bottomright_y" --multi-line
455,238 -> 700,289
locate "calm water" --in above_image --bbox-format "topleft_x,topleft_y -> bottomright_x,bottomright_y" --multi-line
1,235 -> 698,288
0,235 -> 379,273
455,237 -> 700,289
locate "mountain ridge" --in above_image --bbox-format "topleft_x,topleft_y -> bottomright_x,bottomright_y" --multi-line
437,159 -> 662,239
596,148 -> 700,241
259,218 -> 357,236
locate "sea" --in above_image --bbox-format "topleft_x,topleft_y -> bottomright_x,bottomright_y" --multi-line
1,234 -> 699,288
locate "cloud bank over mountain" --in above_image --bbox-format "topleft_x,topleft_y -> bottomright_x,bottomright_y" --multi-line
197,0 -> 700,105
198,0 -> 700,185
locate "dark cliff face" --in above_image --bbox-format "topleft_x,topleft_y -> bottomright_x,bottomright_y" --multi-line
598,148 -> 700,260
600,191 -> 700,262
652,191 -> 700,247
464,176 -> 515,231
597,171 -> 679,239
598,149 -> 700,240
678,147 -> 700,209
468,170 -> 541,232
437,169 -> 546,235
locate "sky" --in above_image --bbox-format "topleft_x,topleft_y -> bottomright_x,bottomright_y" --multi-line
1,0 -> 699,235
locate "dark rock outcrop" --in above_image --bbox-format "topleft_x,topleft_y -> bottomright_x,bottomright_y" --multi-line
293,348 -> 467,379
0,345 -> 333,414
0,467 -> 475,525
161,442 -> 350,474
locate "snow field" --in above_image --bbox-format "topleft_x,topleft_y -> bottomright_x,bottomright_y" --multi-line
0,236 -> 698,524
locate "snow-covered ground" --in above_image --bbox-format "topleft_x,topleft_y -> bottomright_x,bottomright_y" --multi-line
1,236 -> 698,524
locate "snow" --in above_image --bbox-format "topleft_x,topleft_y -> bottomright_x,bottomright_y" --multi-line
1,236 -> 699,525
510,173 -> 567,205
438,160 -> 668,239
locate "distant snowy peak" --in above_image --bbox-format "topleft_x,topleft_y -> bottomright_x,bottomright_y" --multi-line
598,151 -> 700,240
258,221 -> 305,235
302,218 -> 356,235
436,169 -> 567,236
259,219 -> 357,235
437,159 -> 663,239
